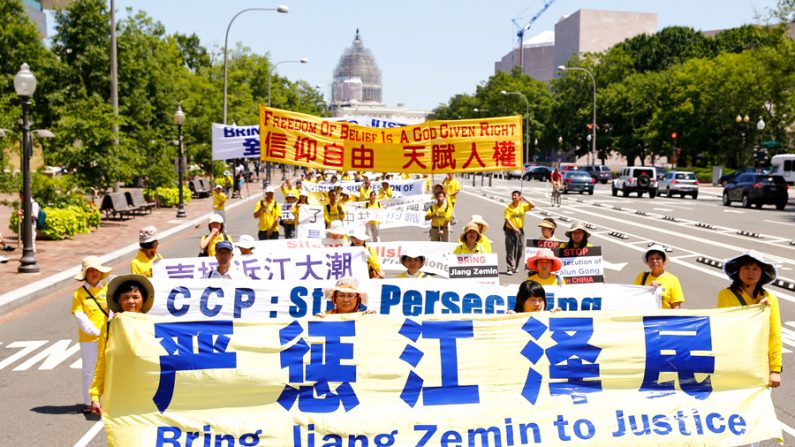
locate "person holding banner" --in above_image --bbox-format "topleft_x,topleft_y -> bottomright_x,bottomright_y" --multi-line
72,256 -> 111,413
89,274 -> 155,415
323,189 -> 346,228
511,280 -> 561,313
199,214 -> 231,257
467,214 -> 492,253
316,277 -> 376,316
340,190 -> 354,204
454,223 -> 489,254
718,251 -> 782,388
537,217 -> 559,241
211,184 -> 227,221
358,177 -> 374,201
526,248 -> 566,286
323,220 -> 349,246
504,190 -> 535,275
364,191 -> 382,242
280,192 -> 298,239
204,241 -> 247,279
254,186 -> 281,240
560,222 -> 593,248
397,249 -> 427,278
426,190 -> 453,242
378,180 -> 393,200
634,245 -> 684,309
280,178 -> 298,198
350,228 -> 384,278
130,226 -> 162,278
236,234 -> 256,255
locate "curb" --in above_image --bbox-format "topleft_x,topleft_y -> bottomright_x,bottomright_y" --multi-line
0,194 -> 260,315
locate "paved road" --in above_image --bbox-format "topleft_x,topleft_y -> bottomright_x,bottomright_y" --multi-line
1,176 -> 793,446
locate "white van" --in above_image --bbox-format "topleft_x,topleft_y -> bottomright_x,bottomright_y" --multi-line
769,154 -> 795,185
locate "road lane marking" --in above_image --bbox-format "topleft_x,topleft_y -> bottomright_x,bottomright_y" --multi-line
723,209 -> 744,214
764,219 -> 795,228
73,421 -> 103,447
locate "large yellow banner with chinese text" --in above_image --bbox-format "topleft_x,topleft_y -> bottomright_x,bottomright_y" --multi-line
102,307 -> 782,447
259,106 -> 523,173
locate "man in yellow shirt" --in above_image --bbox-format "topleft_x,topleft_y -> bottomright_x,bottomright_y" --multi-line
130,225 -> 163,277
323,189 -> 345,228
280,178 -> 298,198
254,186 -> 281,239
358,177 -> 374,201
425,191 -> 453,241
443,173 -> 461,224
503,190 -> 535,275
212,184 -> 227,221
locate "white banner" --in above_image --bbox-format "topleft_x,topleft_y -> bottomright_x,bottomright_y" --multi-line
147,280 -> 661,320
211,123 -> 260,160
151,247 -> 369,280
370,241 -> 458,277
302,179 -> 426,197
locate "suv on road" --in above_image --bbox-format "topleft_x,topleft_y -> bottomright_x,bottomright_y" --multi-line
581,165 -> 611,184
722,174 -> 788,210
612,166 -> 658,198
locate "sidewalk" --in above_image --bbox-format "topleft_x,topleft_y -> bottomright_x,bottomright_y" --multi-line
0,180 -> 266,313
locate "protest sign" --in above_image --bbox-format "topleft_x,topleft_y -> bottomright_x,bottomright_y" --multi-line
102,306 -> 782,446
447,253 -> 500,284
211,124 -> 260,160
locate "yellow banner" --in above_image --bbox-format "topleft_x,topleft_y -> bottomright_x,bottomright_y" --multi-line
259,106 -> 522,173
103,306 -> 782,446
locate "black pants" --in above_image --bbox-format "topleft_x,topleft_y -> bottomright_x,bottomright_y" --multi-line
258,230 -> 279,240
282,223 -> 296,239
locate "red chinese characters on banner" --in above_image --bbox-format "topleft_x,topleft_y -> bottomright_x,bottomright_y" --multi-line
265,131 -> 288,160
432,144 -> 456,170
402,145 -> 427,169
323,142 -> 345,168
463,143 -> 486,169
294,137 -> 318,163
351,144 -> 375,170
493,141 -> 518,167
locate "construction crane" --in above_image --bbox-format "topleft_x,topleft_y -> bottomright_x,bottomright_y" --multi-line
512,0 -> 558,70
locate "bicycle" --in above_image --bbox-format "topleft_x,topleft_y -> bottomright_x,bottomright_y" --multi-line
551,184 -> 562,207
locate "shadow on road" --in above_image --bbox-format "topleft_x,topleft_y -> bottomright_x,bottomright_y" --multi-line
31,403 -> 86,415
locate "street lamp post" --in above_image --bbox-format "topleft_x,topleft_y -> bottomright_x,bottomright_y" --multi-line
14,63 -> 39,273
756,117 -> 766,168
174,105 -> 187,218
222,5 -> 289,124
558,65 -> 597,165
500,90 -> 530,165
268,58 -> 308,106
735,114 -> 749,166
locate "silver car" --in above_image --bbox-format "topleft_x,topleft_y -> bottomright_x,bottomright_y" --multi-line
659,171 -> 699,199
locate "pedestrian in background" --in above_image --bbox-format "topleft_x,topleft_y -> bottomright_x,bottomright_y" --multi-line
199,214 -> 231,257
443,173 -> 461,225
254,186 -> 280,240
18,191 -> 40,253
503,190 -> 534,275
323,189 -> 345,228
717,251 -> 782,389
223,170 -> 233,198
364,190 -> 382,242
212,184 -> 226,221
634,244 -> 684,309
71,256 -> 111,413
281,191 -> 298,239
425,190 -> 452,242
130,225 -> 163,278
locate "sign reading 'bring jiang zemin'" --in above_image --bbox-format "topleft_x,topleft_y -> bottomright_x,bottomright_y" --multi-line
259,106 -> 523,173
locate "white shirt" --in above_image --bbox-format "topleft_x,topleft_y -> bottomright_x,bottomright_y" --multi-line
204,267 -> 247,280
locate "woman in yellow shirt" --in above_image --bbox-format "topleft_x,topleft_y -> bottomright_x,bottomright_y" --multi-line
130,225 -> 163,278
72,256 -> 111,413
454,223 -> 489,254
466,214 -> 492,253
350,227 -> 384,278
634,244 -> 684,309
397,248 -> 427,278
717,251 -> 782,388
560,222 -> 593,248
525,248 -> 566,286
89,274 -> 155,415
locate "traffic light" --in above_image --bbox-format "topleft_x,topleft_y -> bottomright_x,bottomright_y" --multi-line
671,132 -> 677,140
586,123 -> 593,130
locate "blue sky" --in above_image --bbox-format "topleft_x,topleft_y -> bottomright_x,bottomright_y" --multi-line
48,0 -> 778,112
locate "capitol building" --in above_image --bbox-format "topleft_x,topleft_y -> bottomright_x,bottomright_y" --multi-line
329,30 -> 428,127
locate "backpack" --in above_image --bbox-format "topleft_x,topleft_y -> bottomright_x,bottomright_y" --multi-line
35,208 -> 46,230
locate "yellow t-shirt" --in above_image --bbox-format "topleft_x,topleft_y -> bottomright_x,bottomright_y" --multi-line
717,288 -> 782,373
365,200 -> 382,225
71,283 -> 109,342
255,199 -> 281,233
479,235 -> 493,253
443,178 -> 461,204
89,318 -> 110,402
397,271 -> 427,278
201,232 -> 231,257
365,245 -> 382,277
358,186 -> 374,201
212,190 -> 226,211
527,273 -> 566,286
559,242 -> 594,248
426,201 -> 453,227
324,202 -> 345,227
634,271 -> 685,309
130,249 -> 163,278
281,185 -> 298,198
378,187 -> 393,200
453,243 -> 483,254
504,202 -> 532,230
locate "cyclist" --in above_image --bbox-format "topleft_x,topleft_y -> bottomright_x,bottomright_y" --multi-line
550,167 -> 563,206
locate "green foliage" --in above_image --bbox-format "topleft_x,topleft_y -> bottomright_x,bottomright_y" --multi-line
9,203 -> 100,240
146,186 -> 192,207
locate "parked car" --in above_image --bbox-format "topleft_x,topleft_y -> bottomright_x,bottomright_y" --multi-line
659,171 -> 699,199
505,168 -> 523,179
722,174 -> 788,210
612,166 -> 659,198
718,167 -> 757,186
523,166 -> 553,181
562,171 -> 594,195
581,165 -> 611,184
